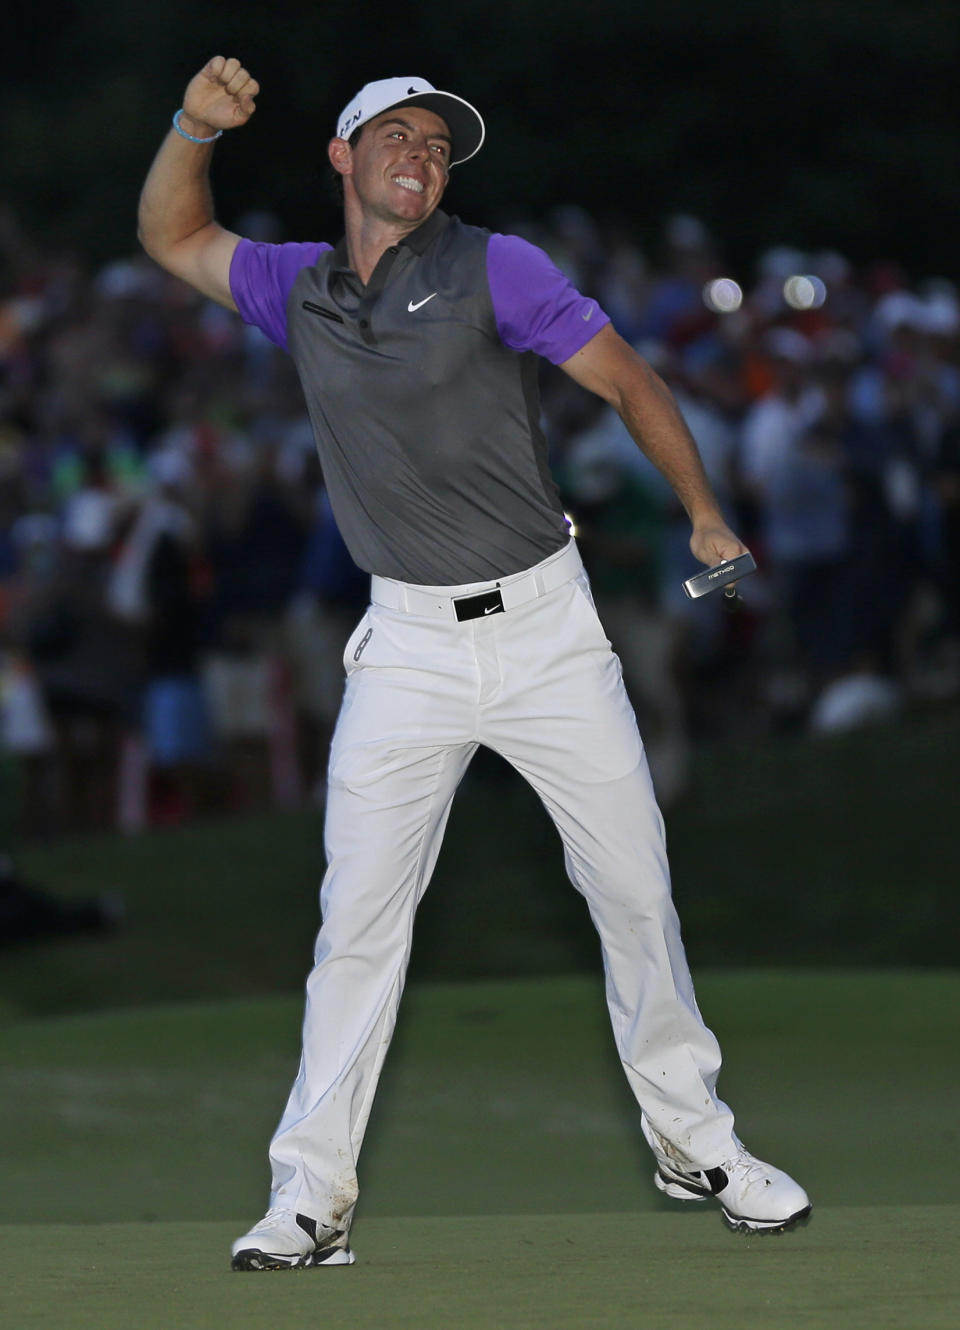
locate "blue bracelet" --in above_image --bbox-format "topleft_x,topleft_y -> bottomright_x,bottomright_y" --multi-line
172,109 -> 223,144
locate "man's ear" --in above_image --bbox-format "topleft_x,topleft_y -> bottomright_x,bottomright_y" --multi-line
328,137 -> 352,178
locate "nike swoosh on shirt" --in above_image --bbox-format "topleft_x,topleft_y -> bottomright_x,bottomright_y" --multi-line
408,293 -> 438,312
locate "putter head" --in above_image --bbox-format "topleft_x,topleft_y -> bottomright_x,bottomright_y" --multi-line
682,552 -> 757,599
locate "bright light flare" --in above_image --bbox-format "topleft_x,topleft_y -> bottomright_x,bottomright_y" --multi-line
783,275 -> 827,310
703,278 -> 743,313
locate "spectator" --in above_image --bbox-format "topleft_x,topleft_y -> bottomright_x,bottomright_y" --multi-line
15,482 -> 143,832
109,447 -> 215,823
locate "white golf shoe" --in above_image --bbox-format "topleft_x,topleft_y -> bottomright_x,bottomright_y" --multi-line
231,1207 -> 356,1270
642,1119 -> 812,1234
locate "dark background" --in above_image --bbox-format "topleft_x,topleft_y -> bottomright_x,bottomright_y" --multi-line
2,0 -> 957,274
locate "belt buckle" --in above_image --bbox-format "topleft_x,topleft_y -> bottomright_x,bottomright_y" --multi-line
454,587 -> 504,622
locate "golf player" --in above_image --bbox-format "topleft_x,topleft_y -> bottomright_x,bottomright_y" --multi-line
138,55 -> 812,1268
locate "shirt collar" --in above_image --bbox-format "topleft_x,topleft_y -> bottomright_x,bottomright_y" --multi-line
331,209 -> 451,272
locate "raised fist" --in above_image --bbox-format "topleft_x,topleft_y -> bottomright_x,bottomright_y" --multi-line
180,56 -> 259,136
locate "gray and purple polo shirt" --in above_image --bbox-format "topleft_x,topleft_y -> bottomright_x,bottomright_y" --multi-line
229,208 -> 609,584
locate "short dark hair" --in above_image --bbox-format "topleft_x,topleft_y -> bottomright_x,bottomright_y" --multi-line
329,126 -> 363,204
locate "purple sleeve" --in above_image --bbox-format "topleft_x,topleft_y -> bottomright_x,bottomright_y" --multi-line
229,238 -> 333,350
487,233 -> 610,364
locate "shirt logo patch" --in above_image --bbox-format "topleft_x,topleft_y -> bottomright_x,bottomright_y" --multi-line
408,293 -> 438,312
582,303 -> 594,321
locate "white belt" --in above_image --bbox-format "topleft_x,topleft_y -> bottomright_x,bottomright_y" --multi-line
369,540 -> 583,621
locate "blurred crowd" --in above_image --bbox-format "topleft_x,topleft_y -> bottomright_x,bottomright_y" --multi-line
1,202 -> 958,837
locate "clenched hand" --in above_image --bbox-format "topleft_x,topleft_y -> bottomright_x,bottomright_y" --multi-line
180,56 -> 259,137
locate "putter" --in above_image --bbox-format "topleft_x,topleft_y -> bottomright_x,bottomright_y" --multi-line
682,551 -> 757,600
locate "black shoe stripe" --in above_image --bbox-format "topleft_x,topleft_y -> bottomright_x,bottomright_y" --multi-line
296,1213 -> 349,1256
311,1245 -> 351,1265
704,1166 -> 728,1194
659,1168 -> 711,1198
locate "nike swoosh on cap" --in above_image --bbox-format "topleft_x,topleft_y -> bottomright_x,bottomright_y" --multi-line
408,293 -> 438,312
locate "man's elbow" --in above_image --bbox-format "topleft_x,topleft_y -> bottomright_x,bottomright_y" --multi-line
135,221 -> 192,285
135,211 -> 168,268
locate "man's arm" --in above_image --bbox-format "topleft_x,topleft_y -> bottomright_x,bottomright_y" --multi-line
560,324 -> 746,567
137,56 -> 259,310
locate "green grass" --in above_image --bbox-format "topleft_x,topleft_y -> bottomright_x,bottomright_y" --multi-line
2,972 -> 957,1226
1,711 -> 957,1327
0,973 -> 958,1328
670,705 -> 959,966
2,1209 -> 958,1330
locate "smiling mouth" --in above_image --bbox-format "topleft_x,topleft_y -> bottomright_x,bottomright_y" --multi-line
393,175 -> 425,194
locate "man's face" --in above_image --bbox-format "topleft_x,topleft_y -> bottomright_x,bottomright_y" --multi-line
338,106 -> 452,226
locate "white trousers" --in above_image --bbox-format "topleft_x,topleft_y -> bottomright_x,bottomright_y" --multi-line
267,541 -> 737,1230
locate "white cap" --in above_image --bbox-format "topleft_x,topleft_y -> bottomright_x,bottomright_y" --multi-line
336,77 -> 485,166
